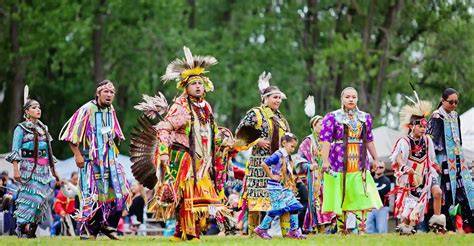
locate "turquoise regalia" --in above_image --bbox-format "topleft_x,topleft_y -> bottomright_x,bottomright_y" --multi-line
6,121 -> 55,225
59,100 -> 129,228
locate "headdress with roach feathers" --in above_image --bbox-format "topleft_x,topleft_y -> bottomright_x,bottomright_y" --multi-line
304,95 -> 323,129
258,71 -> 286,101
399,83 -> 433,134
161,46 -> 217,92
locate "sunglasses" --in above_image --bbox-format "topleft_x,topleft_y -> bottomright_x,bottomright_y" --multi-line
377,166 -> 385,169
444,99 -> 459,105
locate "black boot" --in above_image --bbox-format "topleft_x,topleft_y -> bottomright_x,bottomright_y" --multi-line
100,225 -> 119,240
27,223 -> 38,238
16,224 -> 28,238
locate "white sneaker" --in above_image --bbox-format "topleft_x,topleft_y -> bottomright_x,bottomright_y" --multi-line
130,215 -> 141,226
397,223 -> 415,235
429,214 -> 446,233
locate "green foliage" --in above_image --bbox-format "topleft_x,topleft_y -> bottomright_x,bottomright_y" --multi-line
0,0 -> 473,158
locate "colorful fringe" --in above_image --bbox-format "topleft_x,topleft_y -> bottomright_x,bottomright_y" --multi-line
322,171 -> 382,215
76,160 -> 129,227
150,147 -> 233,238
59,101 -> 125,158
15,160 -> 53,225
240,155 -> 272,212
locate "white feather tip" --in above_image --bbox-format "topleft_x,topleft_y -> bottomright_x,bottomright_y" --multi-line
258,71 -> 271,92
304,95 -> 316,117
183,46 -> 193,67
23,85 -> 29,105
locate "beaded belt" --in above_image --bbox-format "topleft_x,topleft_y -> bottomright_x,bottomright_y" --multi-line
333,139 -> 363,144
22,149 -> 47,158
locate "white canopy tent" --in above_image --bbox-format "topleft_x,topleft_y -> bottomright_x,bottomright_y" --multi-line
0,154 -> 11,175
371,126 -> 404,165
460,107 -> 474,163
55,154 -> 134,180
0,154 -> 135,181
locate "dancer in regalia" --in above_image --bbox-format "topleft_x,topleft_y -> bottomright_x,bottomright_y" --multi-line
131,47 -> 233,241
390,92 -> 445,234
320,87 -> 382,234
427,88 -> 474,233
253,133 -> 306,240
297,95 -> 335,233
235,72 -> 291,235
7,86 -> 60,238
59,80 -> 129,240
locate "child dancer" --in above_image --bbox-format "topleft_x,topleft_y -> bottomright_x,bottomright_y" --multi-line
254,133 -> 306,240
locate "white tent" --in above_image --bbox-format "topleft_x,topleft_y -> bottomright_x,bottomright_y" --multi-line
460,107 -> 474,163
371,126 -> 404,165
0,154 -> 11,175
56,154 -> 134,180
0,154 -> 135,181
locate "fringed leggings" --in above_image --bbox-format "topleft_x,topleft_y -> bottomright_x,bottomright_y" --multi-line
257,211 -> 298,234
81,207 -> 122,236
248,211 -> 291,235
336,211 -> 368,234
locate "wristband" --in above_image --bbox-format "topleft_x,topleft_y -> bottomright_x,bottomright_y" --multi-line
158,143 -> 169,155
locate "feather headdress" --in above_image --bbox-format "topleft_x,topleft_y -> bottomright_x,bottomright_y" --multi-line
399,83 -> 433,133
258,71 -> 287,99
161,46 -> 217,92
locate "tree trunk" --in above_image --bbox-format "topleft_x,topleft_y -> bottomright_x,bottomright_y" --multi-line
8,3 -> 26,130
302,0 -> 319,99
92,0 -> 106,83
188,0 -> 196,29
358,0 -> 376,108
373,0 -> 404,117
117,84 -> 128,129
330,1 -> 344,104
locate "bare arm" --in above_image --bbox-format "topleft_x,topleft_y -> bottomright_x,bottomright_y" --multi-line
397,153 -> 414,175
68,142 -> 85,168
12,160 -> 20,182
321,141 -> 331,172
367,141 -> 379,169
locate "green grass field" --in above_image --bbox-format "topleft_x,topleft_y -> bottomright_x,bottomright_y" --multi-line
0,234 -> 472,246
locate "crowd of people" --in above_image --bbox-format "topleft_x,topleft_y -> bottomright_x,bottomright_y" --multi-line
1,46 -> 472,241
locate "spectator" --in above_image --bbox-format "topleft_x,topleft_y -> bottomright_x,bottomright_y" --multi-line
367,162 -> 391,233
53,172 -> 79,236
123,182 -> 146,235
1,171 -> 18,200
1,171 -> 17,235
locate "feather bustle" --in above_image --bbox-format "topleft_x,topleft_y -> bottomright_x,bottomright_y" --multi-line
129,114 -> 160,189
